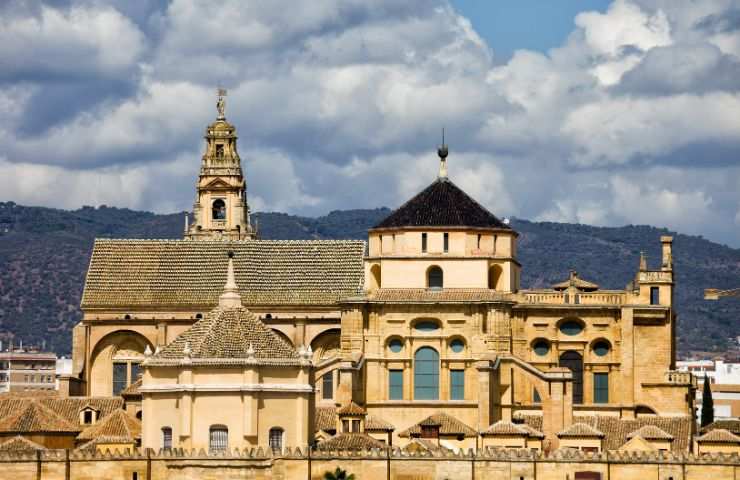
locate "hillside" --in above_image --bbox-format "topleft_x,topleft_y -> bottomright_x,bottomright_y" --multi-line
0,201 -> 738,356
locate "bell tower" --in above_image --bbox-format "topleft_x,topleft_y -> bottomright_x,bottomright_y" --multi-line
186,89 -> 255,240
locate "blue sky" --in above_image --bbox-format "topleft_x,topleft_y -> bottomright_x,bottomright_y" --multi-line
452,0 -> 612,60
0,0 -> 739,247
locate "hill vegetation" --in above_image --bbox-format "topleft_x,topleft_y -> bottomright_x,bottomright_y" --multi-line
0,201 -> 738,356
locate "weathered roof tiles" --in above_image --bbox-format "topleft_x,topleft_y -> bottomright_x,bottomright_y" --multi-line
82,239 -> 365,309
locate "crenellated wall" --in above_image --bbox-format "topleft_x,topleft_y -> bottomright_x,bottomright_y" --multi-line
1,447 -> 739,480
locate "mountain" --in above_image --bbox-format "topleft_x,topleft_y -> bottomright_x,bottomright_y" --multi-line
0,201 -> 738,357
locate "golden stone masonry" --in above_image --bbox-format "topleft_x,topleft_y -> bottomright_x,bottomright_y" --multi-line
2,95 -> 735,479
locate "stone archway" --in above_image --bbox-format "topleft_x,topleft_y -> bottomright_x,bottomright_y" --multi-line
89,330 -> 153,397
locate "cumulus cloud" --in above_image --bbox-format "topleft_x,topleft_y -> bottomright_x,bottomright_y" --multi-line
0,0 -> 739,246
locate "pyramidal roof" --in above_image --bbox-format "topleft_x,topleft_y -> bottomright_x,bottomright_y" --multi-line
77,408 -> 141,442
0,400 -> 78,433
373,178 -> 511,230
150,306 -> 300,364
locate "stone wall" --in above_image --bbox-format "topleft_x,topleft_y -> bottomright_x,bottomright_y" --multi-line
2,448 -> 739,480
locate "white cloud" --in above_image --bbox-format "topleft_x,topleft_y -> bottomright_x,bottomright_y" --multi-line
0,4 -> 145,78
1,0 -> 739,246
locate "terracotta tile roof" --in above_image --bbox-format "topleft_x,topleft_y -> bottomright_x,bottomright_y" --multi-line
481,420 -> 529,436
336,401 -> 366,416
149,306 -> 299,364
398,412 -> 477,438
627,425 -> 674,441
77,409 -> 141,442
696,429 -> 740,444
365,415 -> 395,432
0,436 -> 45,451
120,379 -> 142,398
314,407 -> 337,432
317,433 -> 386,450
557,423 -> 605,438
403,438 -> 446,452
701,420 -> 740,435
516,414 -> 692,452
81,239 -> 365,309
365,288 -> 508,303
373,179 -> 511,230
519,424 -> 545,439
0,397 -> 123,434
0,401 -> 78,433
552,271 -> 599,291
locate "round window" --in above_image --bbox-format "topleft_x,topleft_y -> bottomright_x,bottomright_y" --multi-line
450,339 -> 465,353
559,321 -> 583,336
593,341 -> 610,357
533,340 -> 550,356
388,339 -> 403,353
415,321 -> 439,332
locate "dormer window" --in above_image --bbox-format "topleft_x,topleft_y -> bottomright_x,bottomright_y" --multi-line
79,406 -> 100,425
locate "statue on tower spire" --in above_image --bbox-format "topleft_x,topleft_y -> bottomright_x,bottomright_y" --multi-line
216,87 -> 227,120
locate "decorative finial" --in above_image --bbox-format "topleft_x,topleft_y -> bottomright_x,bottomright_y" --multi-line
219,251 -> 242,308
437,127 -> 449,180
216,87 -> 227,120
183,341 -> 192,358
246,344 -> 255,359
144,344 -> 153,357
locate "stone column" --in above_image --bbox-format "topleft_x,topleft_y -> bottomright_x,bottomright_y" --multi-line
477,361 -> 493,430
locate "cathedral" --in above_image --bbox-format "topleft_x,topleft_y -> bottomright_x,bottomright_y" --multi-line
64,94 -> 707,454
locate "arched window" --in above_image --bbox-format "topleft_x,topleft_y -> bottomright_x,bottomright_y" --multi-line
209,425 -> 228,451
427,266 -> 443,289
414,347 -> 439,400
559,351 -> 583,404
162,427 -> 172,449
488,265 -> 502,290
269,427 -> 283,450
212,199 -> 226,220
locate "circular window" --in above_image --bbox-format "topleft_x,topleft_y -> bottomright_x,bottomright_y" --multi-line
593,341 -> 610,357
450,339 -> 465,353
559,321 -> 584,336
533,340 -> 550,356
388,339 -> 403,353
415,321 -> 439,332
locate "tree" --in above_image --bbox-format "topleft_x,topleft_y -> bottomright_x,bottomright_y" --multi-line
701,373 -> 715,427
323,467 -> 355,480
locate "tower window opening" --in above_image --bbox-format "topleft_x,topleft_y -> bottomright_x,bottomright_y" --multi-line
650,287 -> 660,305
212,199 -> 226,220
427,266 -> 443,289
215,144 -> 224,158
443,233 -> 449,253
477,234 -> 481,250
421,233 -> 427,253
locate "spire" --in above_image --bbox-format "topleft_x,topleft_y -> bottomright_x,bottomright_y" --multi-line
438,128 -> 449,180
639,251 -> 648,271
219,251 -> 242,308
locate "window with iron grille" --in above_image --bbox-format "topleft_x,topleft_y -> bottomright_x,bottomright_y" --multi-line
269,427 -> 283,450
112,363 -> 127,396
389,370 -> 403,400
162,427 -> 172,449
322,371 -> 333,400
209,425 -> 228,451
594,373 -> 609,404
450,370 -> 465,400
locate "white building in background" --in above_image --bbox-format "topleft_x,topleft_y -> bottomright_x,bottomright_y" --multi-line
55,357 -> 73,391
677,360 -> 740,420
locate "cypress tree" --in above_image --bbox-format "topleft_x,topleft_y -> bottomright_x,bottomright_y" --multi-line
701,373 -> 715,427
